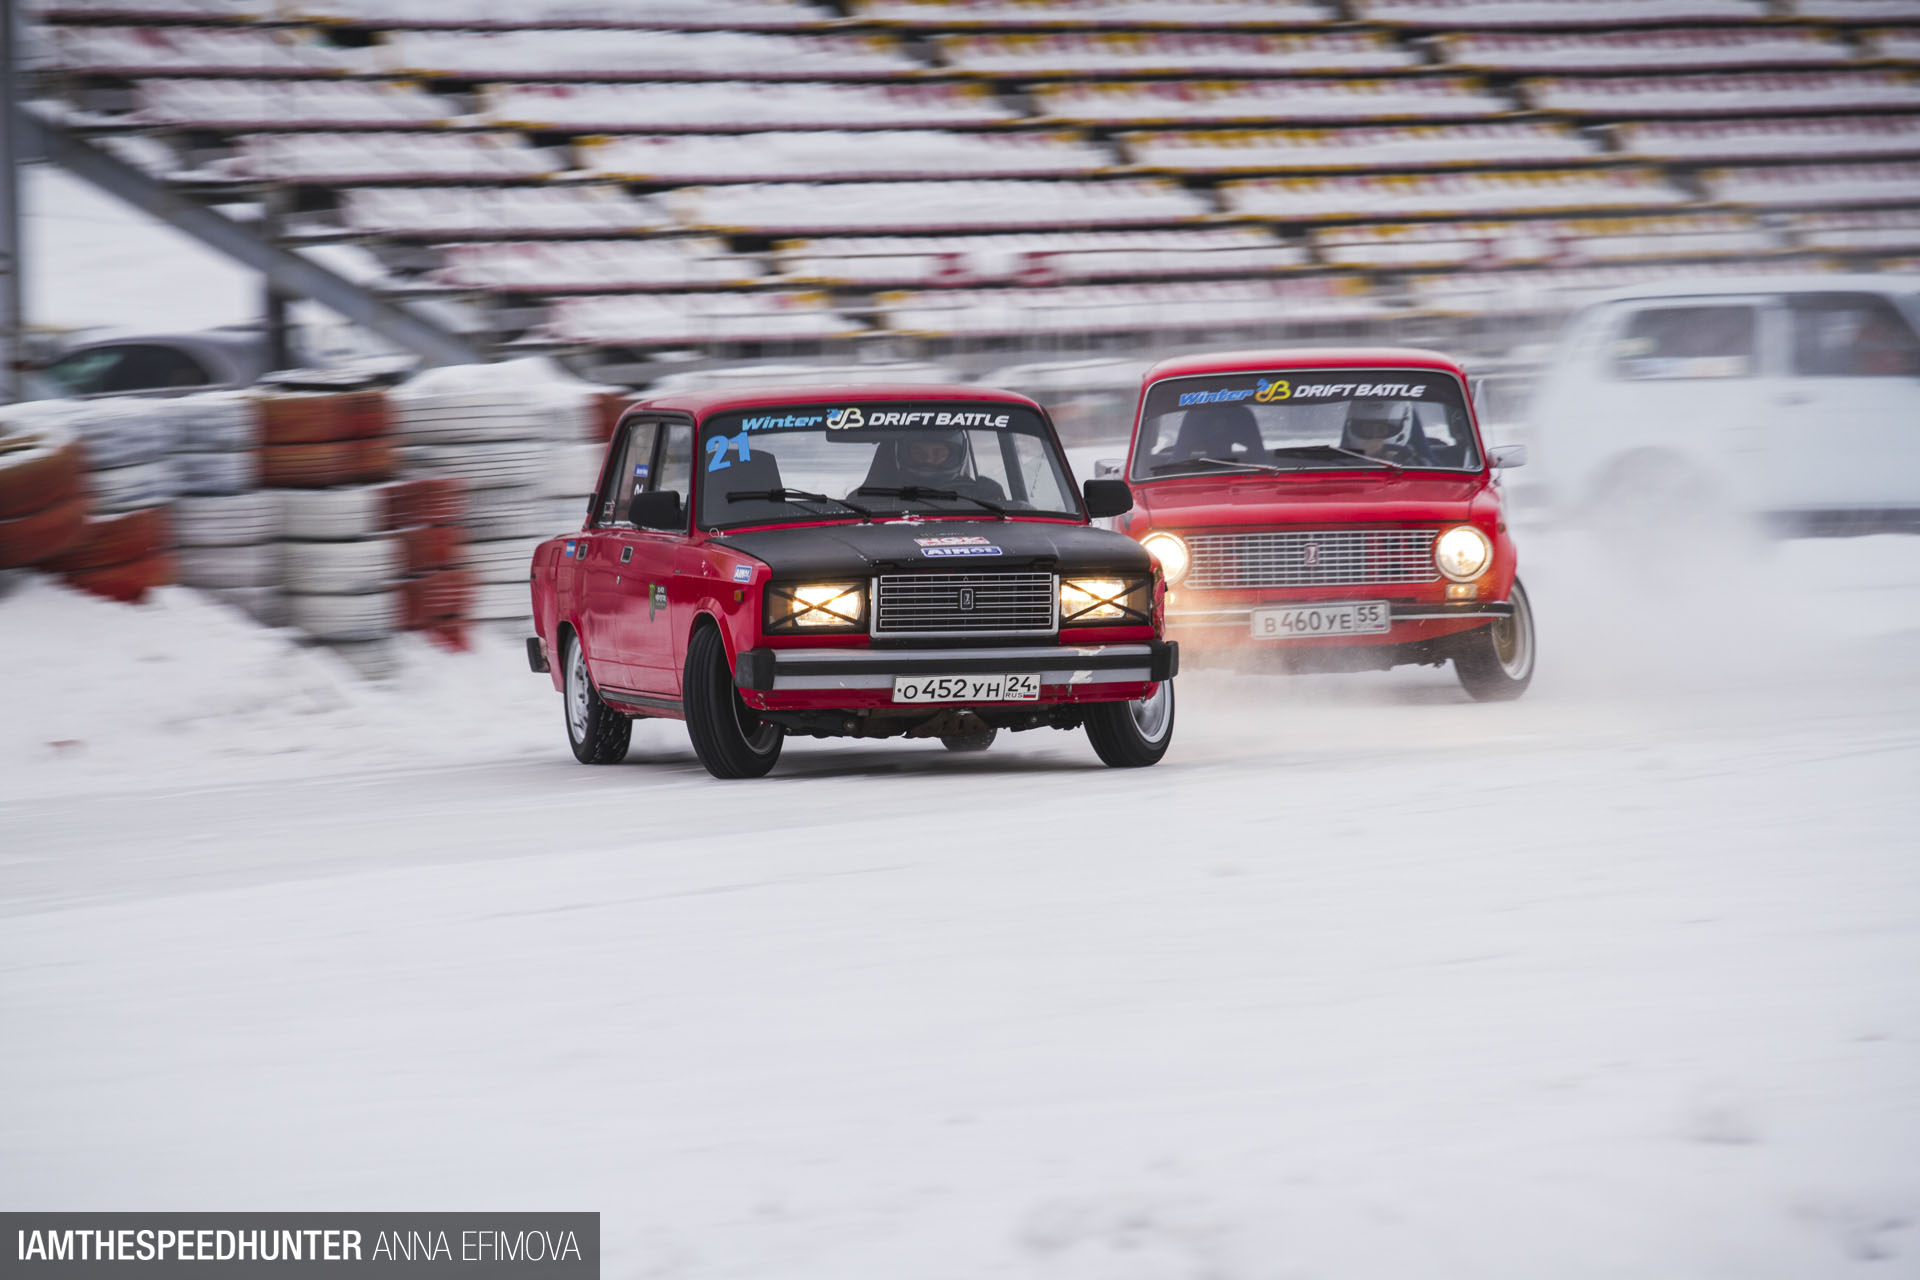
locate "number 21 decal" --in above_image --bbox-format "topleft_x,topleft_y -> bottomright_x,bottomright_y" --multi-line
705,430 -> 752,471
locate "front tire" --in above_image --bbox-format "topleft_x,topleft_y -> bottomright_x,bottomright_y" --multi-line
1454,578 -> 1536,702
564,632 -> 632,764
683,624 -> 783,779
1084,680 -> 1175,768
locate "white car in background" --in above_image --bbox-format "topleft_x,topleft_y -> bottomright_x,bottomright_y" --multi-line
1526,275 -> 1920,533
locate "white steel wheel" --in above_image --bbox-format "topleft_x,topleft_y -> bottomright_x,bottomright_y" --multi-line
563,632 -> 631,765
1084,679 -> 1175,768
1455,579 -> 1536,702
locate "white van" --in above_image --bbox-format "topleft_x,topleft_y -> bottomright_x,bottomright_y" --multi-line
1526,275 -> 1920,532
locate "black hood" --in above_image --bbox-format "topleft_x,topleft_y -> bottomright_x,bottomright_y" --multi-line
720,519 -> 1151,579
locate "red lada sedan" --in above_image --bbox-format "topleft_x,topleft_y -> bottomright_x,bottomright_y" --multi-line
1114,348 -> 1535,700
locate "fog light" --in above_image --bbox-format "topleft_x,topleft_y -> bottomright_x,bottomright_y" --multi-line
1447,583 -> 1479,601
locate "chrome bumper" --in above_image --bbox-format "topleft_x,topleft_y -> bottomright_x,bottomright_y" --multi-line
734,641 -> 1178,692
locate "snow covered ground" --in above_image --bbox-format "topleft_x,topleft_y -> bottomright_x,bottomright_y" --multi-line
3,526 -> 1918,1277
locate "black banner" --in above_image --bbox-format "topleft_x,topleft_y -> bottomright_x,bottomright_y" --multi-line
0,1215 -> 598,1279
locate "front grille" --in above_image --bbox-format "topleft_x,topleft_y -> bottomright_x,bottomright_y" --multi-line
1185,528 -> 1440,589
874,571 -> 1057,636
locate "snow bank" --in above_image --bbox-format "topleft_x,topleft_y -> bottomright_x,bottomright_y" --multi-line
0,575 -> 568,801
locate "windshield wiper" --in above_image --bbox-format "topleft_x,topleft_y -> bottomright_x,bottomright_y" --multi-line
727,487 -> 874,521
852,485 -> 1008,520
1267,444 -> 1403,472
1149,455 -> 1293,477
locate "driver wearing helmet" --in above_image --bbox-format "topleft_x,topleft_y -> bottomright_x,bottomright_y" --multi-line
861,429 -> 1007,502
1339,399 -> 1428,466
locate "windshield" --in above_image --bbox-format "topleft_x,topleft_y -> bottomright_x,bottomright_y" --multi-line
696,401 -> 1080,530
1131,369 -> 1483,481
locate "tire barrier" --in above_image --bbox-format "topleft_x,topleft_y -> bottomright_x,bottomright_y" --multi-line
280,484 -> 393,542
257,389 -> 394,446
63,551 -> 176,604
283,535 -> 402,595
205,584 -> 291,628
170,390 -> 258,453
0,497 -> 90,570
176,542 -> 281,590
40,506 -> 171,574
259,438 -> 399,489
461,535 -> 544,585
88,458 -> 178,513
288,588 -> 401,642
399,567 -> 477,631
0,415 -> 87,523
472,578 -> 533,626
173,448 -> 260,497
173,492 -> 281,548
400,523 -> 461,573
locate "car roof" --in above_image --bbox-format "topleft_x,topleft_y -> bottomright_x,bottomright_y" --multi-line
629,382 -> 1044,418
1144,347 -> 1469,382
1577,272 -> 1920,307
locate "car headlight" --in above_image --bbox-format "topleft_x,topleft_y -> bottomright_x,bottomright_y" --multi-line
1140,532 -> 1190,586
766,582 -> 865,631
1060,576 -> 1149,625
1434,525 -> 1493,582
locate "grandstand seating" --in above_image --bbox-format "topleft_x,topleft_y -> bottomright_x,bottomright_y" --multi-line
19,0 -> 1920,359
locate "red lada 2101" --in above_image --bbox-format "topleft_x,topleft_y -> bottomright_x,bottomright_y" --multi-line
528,385 -> 1178,778
1115,349 -> 1535,700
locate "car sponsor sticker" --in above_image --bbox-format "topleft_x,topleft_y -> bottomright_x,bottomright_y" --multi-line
648,582 -> 667,620
914,535 -> 993,546
1176,379 -> 1430,406
921,545 -> 1003,558
732,564 -> 753,583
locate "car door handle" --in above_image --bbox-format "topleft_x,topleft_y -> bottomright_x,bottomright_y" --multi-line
621,546 -> 633,564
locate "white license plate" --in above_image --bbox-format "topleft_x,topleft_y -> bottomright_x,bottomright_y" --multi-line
1251,601 -> 1391,638
892,672 -> 1042,703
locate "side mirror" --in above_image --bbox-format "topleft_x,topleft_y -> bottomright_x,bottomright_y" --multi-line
628,489 -> 685,530
1082,478 -> 1133,519
1094,458 -> 1125,479
1491,445 -> 1528,470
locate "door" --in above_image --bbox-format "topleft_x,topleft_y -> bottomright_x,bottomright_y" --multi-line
1764,291 -> 1920,514
576,419 -> 661,689
614,419 -> 697,695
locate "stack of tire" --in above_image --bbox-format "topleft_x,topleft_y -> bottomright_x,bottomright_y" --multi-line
280,484 -> 409,676
44,400 -> 181,602
0,410 -> 95,585
391,386 -> 551,636
168,390 -> 279,617
257,389 -> 398,489
388,477 -> 476,650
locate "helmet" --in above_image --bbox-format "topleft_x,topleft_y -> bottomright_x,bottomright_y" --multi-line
1342,400 -> 1410,447
895,430 -> 968,484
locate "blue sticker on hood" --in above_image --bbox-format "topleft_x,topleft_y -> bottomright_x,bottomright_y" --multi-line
732,564 -> 753,583
564,540 -> 577,558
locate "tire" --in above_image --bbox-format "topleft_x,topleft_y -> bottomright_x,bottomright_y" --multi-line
541,442 -> 605,500
463,535 -> 543,583
64,551 -> 176,603
204,585 -> 289,628
288,589 -> 399,641
682,623 -> 782,779
283,537 -> 401,594
0,497 -> 90,569
1084,679 -> 1175,768
1454,578 -> 1536,702
88,459 -> 176,512
170,390 -> 259,452
39,506 -> 169,573
173,492 -> 281,547
470,579 -> 533,622
177,542 -> 281,589
0,417 -> 85,519
280,485 -> 393,541
400,523 -> 461,572
940,726 -> 997,753
70,400 -> 175,468
382,477 -> 467,528
402,443 -> 543,489
260,439 -> 398,488
562,631 -> 631,765
399,568 -> 476,629
467,500 -> 553,541
172,449 -> 259,497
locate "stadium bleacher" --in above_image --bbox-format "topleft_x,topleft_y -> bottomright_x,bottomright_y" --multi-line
20,0 -> 1920,362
